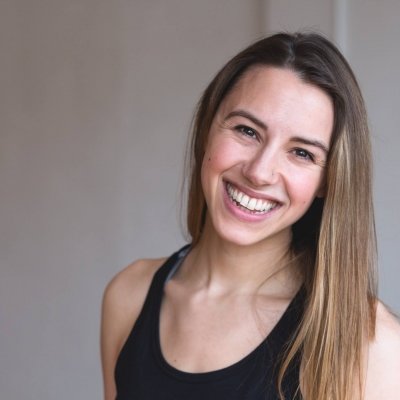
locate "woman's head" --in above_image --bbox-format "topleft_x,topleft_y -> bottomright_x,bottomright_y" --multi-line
199,65 -> 334,248
187,32 -> 372,257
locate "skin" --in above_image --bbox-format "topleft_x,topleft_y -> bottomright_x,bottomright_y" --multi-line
200,66 -> 332,250
101,67 -> 400,399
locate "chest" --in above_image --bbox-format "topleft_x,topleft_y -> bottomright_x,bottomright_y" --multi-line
114,255 -> 304,400
159,290 -> 291,373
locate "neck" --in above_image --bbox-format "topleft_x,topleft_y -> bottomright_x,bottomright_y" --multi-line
182,218 -> 301,296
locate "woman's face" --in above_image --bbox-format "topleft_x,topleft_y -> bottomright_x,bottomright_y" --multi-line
200,66 -> 334,248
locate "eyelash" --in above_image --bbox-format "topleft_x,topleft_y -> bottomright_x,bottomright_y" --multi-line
234,125 -> 258,139
292,148 -> 315,162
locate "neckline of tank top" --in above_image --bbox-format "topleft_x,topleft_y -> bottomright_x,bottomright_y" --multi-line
153,245 -> 305,383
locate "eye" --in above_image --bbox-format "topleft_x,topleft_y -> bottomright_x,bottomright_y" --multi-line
292,148 -> 315,162
235,125 -> 257,139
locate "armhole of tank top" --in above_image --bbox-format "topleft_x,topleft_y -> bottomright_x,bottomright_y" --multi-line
115,245 -> 192,365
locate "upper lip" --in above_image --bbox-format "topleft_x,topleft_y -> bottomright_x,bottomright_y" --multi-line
224,180 -> 282,204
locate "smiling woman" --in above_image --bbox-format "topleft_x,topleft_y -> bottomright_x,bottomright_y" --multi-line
101,32 -> 400,400
200,66 -> 333,247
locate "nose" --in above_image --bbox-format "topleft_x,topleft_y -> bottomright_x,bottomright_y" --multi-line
242,146 -> 281,187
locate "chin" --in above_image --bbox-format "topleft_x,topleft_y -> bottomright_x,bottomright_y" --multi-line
209,215 -> 293,249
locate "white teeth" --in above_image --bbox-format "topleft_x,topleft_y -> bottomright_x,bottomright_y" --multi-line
248,198 -> 257,210
240,195 -> 250,207
226,183 -> 278,213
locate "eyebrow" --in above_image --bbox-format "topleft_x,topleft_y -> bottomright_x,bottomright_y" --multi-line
224,110 -> 267,130
290,137 -> 329,154
225,109 -> 329,154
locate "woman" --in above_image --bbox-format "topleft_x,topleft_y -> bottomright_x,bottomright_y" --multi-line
101,32 -> 400,399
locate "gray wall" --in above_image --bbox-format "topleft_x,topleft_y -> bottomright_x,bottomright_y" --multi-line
346,0 -> 400,314
1,1 -> 399,399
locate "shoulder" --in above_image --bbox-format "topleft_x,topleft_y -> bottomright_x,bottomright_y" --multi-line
100,256 -> 166,400
103,256 -> 165,307
101,256 -> 167,350
365,300 -> 400,399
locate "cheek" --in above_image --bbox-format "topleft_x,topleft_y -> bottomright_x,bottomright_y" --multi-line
287,169 -> 325,206
201,138 -> 238,203
200,151 -> 222,193
202,139 -> 234,177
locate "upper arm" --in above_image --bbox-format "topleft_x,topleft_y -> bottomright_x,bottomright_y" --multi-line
100,257 -> 165,400
364,301 -> 400,400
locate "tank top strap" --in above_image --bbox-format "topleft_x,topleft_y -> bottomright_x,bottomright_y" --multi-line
132,244 -> 191,332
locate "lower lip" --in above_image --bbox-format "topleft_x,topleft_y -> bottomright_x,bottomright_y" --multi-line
222,182 -> 280,223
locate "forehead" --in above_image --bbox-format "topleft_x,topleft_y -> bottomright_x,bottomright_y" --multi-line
224,66 -> 331,113
217,66 -> 334,143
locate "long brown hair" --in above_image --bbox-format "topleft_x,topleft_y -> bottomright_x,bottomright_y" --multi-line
185,32 -> 377,399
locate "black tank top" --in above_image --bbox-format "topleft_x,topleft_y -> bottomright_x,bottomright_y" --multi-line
115,246 -> 305,400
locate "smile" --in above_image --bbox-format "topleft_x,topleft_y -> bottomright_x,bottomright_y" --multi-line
226,182 -> 279,213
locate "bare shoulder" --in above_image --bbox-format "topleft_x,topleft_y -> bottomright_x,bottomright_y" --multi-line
100,256 -> 167,400
103,257 -> 166,318
365,300 -> 400,399
104,258 -> 165,309
101,256 -> 167,350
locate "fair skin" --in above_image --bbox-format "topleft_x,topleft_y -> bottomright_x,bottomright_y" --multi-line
101,67 -> 400,399
200,66 -> 332,250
